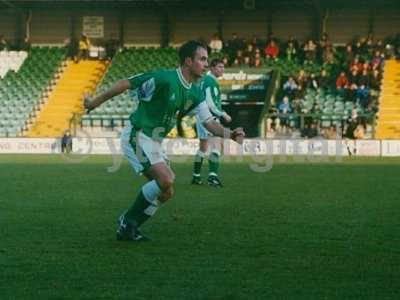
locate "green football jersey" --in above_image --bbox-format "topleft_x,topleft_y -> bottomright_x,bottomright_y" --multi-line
200,72 -> 225,118
128,68 -> 205,140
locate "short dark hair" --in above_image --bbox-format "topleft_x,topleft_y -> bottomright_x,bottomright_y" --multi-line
178,40 -> 206,65
210,58 -> 224,68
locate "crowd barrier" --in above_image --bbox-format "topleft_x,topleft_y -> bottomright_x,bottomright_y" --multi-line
1,138 -> 400,156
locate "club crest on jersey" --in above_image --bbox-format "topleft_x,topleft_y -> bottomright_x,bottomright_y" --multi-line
169,93 -> 176,102
138,78 -> 155,101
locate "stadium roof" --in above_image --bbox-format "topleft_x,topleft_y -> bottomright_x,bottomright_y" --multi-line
1,0 -> 399,10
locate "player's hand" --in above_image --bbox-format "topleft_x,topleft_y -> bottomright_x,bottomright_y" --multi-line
223,114 -> 232,124
231,127 -> 245,144
83,96 -> 94,113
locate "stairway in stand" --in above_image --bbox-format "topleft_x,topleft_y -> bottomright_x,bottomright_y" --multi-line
375,60 -> 400,139
27,60 -> 108,137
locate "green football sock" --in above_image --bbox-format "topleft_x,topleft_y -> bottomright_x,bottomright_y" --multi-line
125,180 -> 162,227
125,190 -> 151,227
208,150 -> 220,176
193,150 -> 205,176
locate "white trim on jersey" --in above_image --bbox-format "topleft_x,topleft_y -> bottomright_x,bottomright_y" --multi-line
205,86 -> 225,117
176,67 -> 192,89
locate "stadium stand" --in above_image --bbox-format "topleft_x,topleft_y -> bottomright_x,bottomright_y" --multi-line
80,47 -> 178,128
0,47 -> 65,137
27,59 -> 108,137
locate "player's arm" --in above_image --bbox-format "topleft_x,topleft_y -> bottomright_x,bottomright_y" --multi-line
83,79 -> 131,113
204,119 -> 244,144
194,101 -> 244,144
205,87 -> 231,123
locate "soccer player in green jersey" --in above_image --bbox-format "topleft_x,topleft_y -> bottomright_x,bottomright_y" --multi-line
192,58 -> 232,187
84,41 -> 245,242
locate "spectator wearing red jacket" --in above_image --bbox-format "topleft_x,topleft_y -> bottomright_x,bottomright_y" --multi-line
336,72 -> 349,89
350,57 -> 363,73
265,40 -> 279,60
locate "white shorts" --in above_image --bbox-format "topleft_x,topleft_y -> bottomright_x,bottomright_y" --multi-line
120,123 -> 168,174
195,116 -> 219,140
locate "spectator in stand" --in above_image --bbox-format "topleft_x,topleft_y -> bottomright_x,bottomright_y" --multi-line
104,33 -> 120,60
356,84 -> 370,108
318,69 -> 330,90
359,69 -> 371,86
307,73 -> 319,90
0,35 -> 9,51
353,122 -> 366,139
283,76 -> 298,97
385,43 -> 395,59
362,61 -> 370,72
365,34 -> 375,57
371,50 -> 383,70
266,106 -> 280,133
209,33 -> 223,53
78,34 -> 91,61
344,44 -> 355,67
65,37 -> 79,62
286,35 -> 300,52
243,56 -> 251,67
323,125 -> 337,139
375,40 -> 385,53
252,49 -> 263,67
348,68 -> 360,86
336,71 -> 349,89
265,40 -> 279,61
370,69 -> 382,91
301,122 -> 318,138
244,43 -> 254,63
226,33 -> 244,64
322,43 -> 335,64
353,39 -> 365,56
296,69 -> 308,90
350,56 -> 363,73
319,33 -> 334,63
285,41 -> 297,62
319,33 -> 330,49
222,56 -> 229,66
249,34 -> 264,51
232,50 -> 245,67
303,39 -> 317,64
278,96 -> 292,133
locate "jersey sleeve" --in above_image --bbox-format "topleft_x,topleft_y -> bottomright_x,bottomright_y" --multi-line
204,86 -> 225,117
189,101 -> 213,124
184,85 -> 213,124
128,72 -> 164,102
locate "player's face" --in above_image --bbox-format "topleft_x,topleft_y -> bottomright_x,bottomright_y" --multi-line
189,47 -> 208,79
211,63 -> 224,78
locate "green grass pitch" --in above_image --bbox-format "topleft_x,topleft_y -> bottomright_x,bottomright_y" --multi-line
1,154 -> 399,299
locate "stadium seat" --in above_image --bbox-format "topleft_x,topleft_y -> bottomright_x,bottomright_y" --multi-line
0,47 -> 65,137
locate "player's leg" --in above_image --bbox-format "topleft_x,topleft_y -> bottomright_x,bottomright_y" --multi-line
207,137 -> 223,187
192,138 -> 208,184
117,125 -> 173,241
192,120 -> 209,184
122,161 -> 174,230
